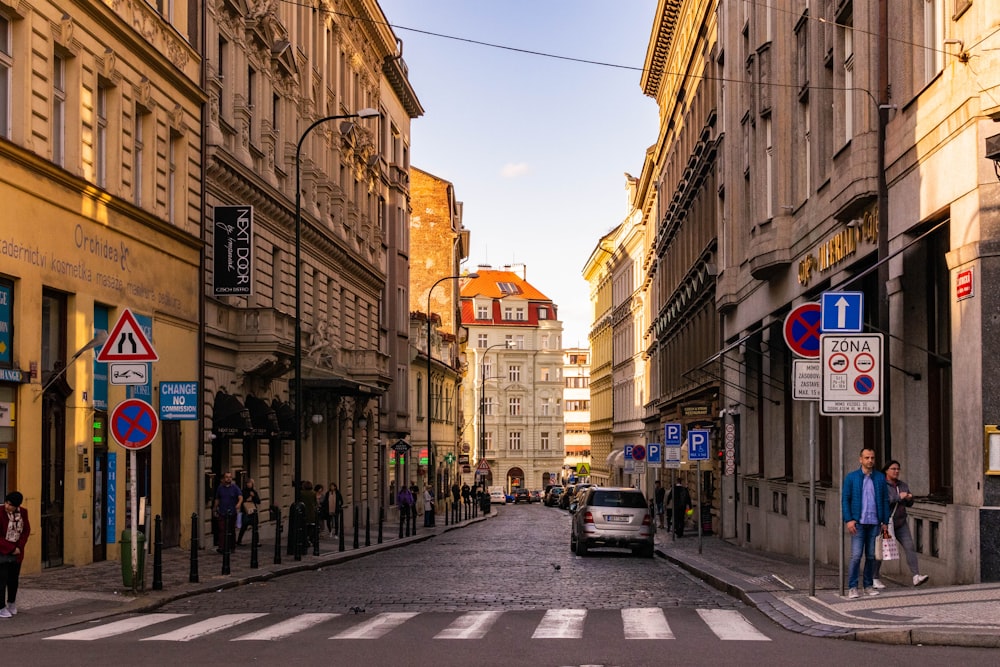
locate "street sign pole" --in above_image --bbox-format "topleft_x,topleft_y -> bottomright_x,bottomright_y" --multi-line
696,458 -> 702,555
130,449 -> 138,592
809,402 -> 816,597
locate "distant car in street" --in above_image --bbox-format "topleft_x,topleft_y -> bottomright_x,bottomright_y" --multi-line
544,487 -> 564,506
570,486 -> 654,558
530,489 -> 544,503
558,484 -> 577,510
489,487 -> 507,505
513,488 -> 531,504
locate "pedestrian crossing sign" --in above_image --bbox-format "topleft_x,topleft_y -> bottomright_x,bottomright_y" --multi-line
576,462 -> 590,475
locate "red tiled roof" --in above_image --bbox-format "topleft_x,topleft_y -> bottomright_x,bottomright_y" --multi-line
461,269 -> 552,302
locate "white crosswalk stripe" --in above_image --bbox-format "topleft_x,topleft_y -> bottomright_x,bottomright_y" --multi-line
434,610 -> 504,639
697,609 -> 771,641
621,607 -> 674,639
234,613 -> 341,641
531,609 -> 587,639
331,612 -> 419,639
141,613 -> 267,641
43,607 -> 769,642
45,613 -> 189,640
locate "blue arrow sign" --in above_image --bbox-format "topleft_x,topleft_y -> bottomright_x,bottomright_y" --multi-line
821,291 -> 864,333
688,429 -> 710,461
664,423 -> 682,446
647,443 -> 661,464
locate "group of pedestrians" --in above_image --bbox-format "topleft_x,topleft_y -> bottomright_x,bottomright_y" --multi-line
842,447 -> 929,598
395,481 -> 440,527
653,479 -> 693,537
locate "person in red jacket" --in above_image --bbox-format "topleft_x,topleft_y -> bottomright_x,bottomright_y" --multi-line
0,491 -> 30,618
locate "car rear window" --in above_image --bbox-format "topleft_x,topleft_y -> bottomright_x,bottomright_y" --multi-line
589,490 -> 647,508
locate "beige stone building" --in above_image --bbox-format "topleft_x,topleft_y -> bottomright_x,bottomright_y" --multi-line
0,0 -> 202,569
202,0 -> 421,541
461,267 -> 564,492
563,347 -> 592,484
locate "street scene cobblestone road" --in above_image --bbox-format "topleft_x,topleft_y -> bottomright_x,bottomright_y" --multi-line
159,504 -> 740,614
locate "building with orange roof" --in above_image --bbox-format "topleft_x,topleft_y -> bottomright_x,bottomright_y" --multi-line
461,266 -> 565,492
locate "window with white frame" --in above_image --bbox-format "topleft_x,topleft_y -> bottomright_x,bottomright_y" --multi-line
923,0 -> 945,85
541,398 -> 550,416
477,304 -> 489,320
540,367 -> 550,381
503,305 -> 513,320
484,431 -> 493,451
477,333 -> 488,348
515,335 -> 524,349
505,334 -> 513,347
483,396 -> 495,416
0,15 -> 10,139
515,306 -> 525,320
53,53 -> 66,167
508,364 -> 521,382
509,431 -> 522,450
482,359 -> 493,379
508,397 -> 521,416
538,306 -> 548,320
540,432 -> 550,450
541,334 -> 549,350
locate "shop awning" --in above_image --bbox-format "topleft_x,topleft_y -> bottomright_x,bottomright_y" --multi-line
245,394 -> 280,437
271,398 -> 297,439
211,390 -> 253,436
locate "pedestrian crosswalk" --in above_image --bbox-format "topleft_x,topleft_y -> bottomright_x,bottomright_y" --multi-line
44,607 -> 770,642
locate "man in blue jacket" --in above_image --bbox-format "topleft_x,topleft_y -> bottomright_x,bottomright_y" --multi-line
842,447 -> 890,598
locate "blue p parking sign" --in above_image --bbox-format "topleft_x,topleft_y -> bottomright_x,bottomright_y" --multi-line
647,443 -> 661,464
688,429 -> 710,461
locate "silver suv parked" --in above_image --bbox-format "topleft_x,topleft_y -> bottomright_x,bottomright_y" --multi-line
570,487 -> 654,558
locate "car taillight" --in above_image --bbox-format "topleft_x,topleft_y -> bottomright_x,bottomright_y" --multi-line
642,513 -> 652,526
584,511 -> 594,524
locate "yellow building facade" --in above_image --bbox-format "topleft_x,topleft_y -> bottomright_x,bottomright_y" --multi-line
0,0 -> 202,571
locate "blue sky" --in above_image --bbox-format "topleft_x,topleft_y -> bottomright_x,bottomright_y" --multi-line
378,0 -> 660,346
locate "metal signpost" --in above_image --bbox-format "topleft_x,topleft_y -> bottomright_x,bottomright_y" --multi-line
688,429 -> 709,554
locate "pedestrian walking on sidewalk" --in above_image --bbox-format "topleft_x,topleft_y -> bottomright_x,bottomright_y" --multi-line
423,485 -> 436,527
397,485 -> 414,525
654,481 -> 666,528
213,472 -> 243,553
842,447 -> 890,598
315,484 -> 329,538
299,481 -> 318,547
325,483 -> 343,537
237,479 -> 261,546
666,481 -> 692,537
873,460 -> 929,589
0,491 -> 30,618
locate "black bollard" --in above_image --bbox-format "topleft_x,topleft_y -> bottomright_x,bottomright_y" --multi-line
189,513 -> 199,583
353,505 -> 360,549
293,503 -> 305,561
250,512 -> 259,568
399,505 -> 406,538
365,505 -> 371,547
222,509 -> 232,575
339,509 -> 345,552
153,515 -> 163,590
377,506 -> 383,544
312,520 -> 320,556
272,506 -> 282,565
411,502 -> 417,535
286,502 -> 297,556
444,501 -> 449,526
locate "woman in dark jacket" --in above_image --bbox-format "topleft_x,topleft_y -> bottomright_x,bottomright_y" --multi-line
0,491 -> 30,618
237,479 -> 261,546
873,461 -> 929,588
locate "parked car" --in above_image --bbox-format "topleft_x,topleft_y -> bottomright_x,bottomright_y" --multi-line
570,486 -> 654,558
489,487 -> 507,504
530,489 -> 544,503
565,483 -> 593,512
558,484 -> 577,510
513,488 -> 531,504
544,487 -> 564,506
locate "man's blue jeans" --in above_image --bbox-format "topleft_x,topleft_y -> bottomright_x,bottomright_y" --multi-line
849,523 -> 880,589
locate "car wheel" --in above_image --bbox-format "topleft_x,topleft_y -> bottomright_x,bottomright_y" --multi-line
570,532 -> 577,552
575,538 -> 588,557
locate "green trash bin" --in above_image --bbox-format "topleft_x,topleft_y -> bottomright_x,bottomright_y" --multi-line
120,529 -> 146,588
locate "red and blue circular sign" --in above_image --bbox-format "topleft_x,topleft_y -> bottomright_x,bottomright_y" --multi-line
783,303 -> 822,358
111,398 -> 159,450
631,444 -> 646,462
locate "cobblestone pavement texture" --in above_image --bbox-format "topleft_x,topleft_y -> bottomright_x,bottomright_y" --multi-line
4,502 -> 1000,646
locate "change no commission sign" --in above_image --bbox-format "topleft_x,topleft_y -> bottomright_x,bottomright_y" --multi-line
820,333 -> 883,416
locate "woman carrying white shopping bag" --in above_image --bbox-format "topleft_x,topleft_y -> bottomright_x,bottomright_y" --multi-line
873,460 -> 929,588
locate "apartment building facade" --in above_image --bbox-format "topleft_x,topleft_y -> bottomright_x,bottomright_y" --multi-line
0,0 -> 202,569
461,267 -> 564,492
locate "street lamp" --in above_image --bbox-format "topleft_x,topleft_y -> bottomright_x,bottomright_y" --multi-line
426,273 -> 478,499
293,107 -> 379,492
478,341 -> 512,492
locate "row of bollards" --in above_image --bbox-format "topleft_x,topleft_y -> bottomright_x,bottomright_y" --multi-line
177,497 -> 466,585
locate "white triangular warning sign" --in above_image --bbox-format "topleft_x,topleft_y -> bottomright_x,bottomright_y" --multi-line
476,459 -> 491,474
96,308 -> 158,362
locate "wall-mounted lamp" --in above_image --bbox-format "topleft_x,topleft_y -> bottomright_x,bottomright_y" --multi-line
311,414 -> 324,425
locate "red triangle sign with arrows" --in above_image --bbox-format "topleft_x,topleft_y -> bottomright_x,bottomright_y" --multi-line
96,308 -> 158,363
